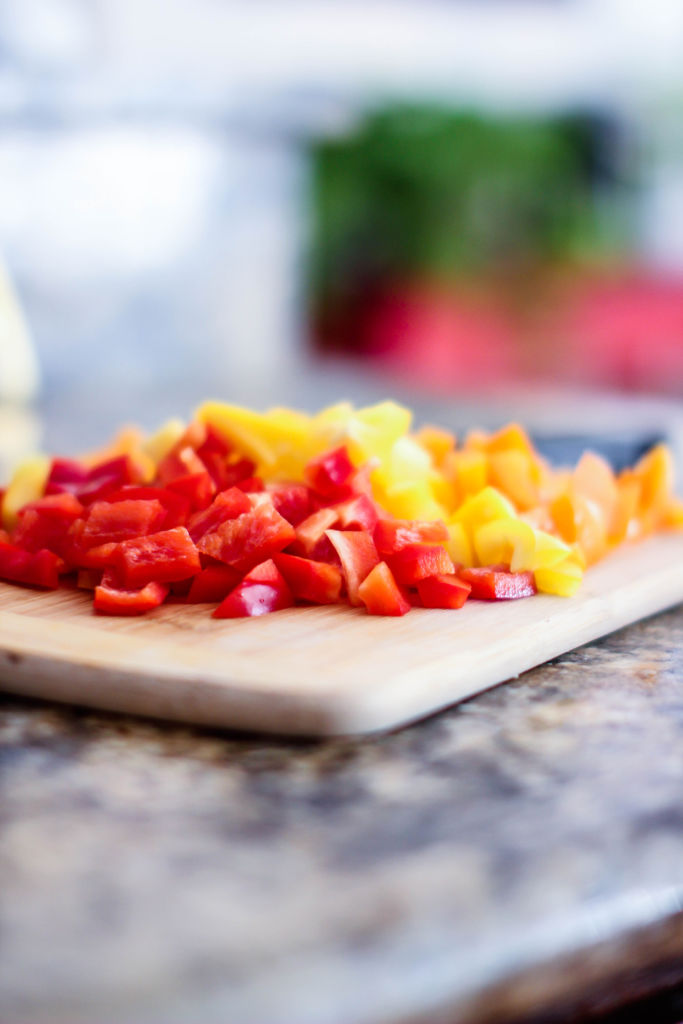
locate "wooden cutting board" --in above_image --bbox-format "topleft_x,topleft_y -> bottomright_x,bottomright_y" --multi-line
0,533 -> 682,737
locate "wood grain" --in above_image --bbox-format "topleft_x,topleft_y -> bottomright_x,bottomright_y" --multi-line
0,533 -> 682,736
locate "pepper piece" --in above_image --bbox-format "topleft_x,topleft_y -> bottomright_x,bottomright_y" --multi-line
94,571 -> 169,616
116,527 -> 201,588
358,562 -> 411,617
417,574 -> 471,609
186,564 -> 242,603
0,541 -> 60,589
274,552 -> 343,604
212,559 -> 293,618
197,503 -> 296,574
325,529 -> 380,605
386,543 -> 455,585
458,566 -> 537,600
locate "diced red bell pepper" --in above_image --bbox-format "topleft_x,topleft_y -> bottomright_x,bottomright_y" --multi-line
267,482 -> 312,527
186,564 -> 242,603
45,457 -> 88,495
116,526 -> 201,588
386,543 -> 455,585
195,423 -> 233,459
104,485 -> 191,528
234,476 -> 265,493
65,519 -> 119,569
77,456 -> 142,504
212,559 -> 293,618
348,460 -> 378,500
0,541 -> 60,589
94,570 -> 169,616
20,492 -> 84,519
333,494 -> 380,532
289,508 -> 339,560
187,487 -> 252,543
158,446 -> 216,511
158,445 -> 206,485
458,566 -> 537,600
12,493 -> 84,557
80,499 -> 165,546
274,552 -> 343,604
197,503 -> 296,574
247,491 -> 275,511
165,473 -> 214,512
374,518 -> 450,555
357,561 -> 411,617
82,544 -> 119,569
325,529 -> 380,606
416,574 -> 471,609
201,451 -> 258,491
305,446 -> 355,499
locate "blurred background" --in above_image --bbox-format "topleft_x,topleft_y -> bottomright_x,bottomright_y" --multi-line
1,0 -> 683,464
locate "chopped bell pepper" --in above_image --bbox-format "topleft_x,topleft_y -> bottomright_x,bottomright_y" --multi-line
212,559 -> 293,618
187,488 -> 252,543
274,552 -> 343,605
417,574 -> 471,610
459,566 -> 537,600
117,526 -> 201,588
0,540 -> 60,589
186,564 -> 242,603
197,502 -> 296,574
358,561 -> 411,617
94,572 -> 169,616
386,544 -> 455,585
325,529 -> 380,606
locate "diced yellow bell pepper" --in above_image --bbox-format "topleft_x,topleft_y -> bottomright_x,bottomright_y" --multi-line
195,401 -> 276,466
355,400 -> 412,438
196,401 -> 314,471
143,418 -> 186,465
444,520 -> 473,567
534,557 -> 583,596
474,517 -> 574,572
388,436 -> 432,477
344,401 -> 413,464
378,479 -> 446,522
429,468 -> 457,511
532,529 -> 574,569
2,455 -> 50,530
473,517 -> 537,571
310,401 -> 354,438
453,486 -> 516,540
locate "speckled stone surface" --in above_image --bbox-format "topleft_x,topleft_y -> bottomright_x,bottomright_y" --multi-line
2,607 -> 683,1024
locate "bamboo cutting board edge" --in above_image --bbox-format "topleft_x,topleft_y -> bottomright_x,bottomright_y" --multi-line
0,533 -> 682,736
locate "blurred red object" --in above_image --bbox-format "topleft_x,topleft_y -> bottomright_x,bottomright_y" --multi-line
561,274 -> 683,392
314,273 -> 683,395
358,282 -> 518,390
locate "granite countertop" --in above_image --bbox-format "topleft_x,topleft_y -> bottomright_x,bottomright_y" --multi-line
2,605 -> 683,1024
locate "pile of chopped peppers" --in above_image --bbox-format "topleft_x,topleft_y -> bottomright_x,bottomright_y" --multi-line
0,400 -> 681,617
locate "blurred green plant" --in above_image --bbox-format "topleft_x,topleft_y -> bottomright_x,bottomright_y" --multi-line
309,105 -> 633,312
